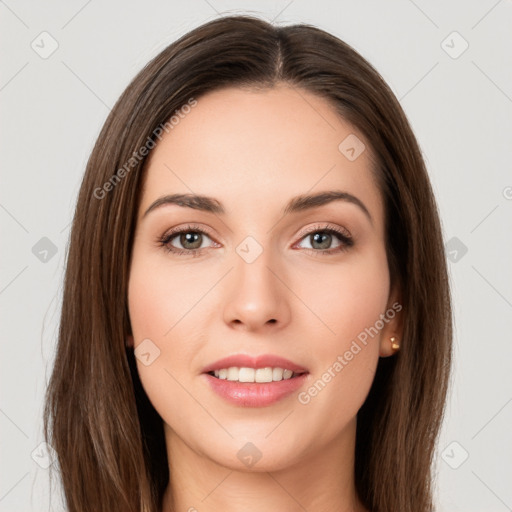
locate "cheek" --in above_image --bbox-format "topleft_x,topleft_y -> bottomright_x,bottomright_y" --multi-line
127,252 -> 207,383
297,247 -> 390,352
291,247 -> 390,421
128,250 -> 209,342
127,256 -> 212,431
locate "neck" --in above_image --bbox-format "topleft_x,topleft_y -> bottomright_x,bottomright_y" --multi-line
161,418 -> 368,512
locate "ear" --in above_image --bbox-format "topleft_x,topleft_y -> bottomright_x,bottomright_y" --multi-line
379,284 -> 404,358
125,334 -> 135,349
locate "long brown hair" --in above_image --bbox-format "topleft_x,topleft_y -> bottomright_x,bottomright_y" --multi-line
43,15 -> 452,512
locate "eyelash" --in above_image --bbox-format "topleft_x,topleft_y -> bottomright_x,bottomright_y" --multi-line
157,223 -> 354,258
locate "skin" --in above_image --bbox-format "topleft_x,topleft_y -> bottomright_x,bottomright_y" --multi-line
127,84 -> 402,512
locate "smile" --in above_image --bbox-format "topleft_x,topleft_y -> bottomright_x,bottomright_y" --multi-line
208,366 -> 305,382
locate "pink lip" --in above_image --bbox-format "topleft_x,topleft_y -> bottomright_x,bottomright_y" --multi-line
203,373 -> 309,407
201,354 -> 308,374
201,353 -> 309,407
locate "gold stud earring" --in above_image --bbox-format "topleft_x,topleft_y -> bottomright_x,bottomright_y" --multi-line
390,336 -> 400,351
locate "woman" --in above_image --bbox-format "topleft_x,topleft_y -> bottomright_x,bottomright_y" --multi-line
44,15 -> 452,512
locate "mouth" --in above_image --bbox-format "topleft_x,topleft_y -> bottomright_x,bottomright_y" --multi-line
206,367 -> 307,383
203,370 -> 309,407
201,354 -> 310,407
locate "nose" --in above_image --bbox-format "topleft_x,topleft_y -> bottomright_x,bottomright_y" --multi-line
222,244 -> 291,332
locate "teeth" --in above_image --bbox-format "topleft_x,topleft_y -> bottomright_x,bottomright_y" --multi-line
212,366 -> 300,383
239,367 -> 255,382
272,367 -> 283,381
227,367 -> 238,381
255,367 -> 273,383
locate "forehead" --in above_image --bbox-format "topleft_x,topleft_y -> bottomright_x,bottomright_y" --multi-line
139,84 -> 383,225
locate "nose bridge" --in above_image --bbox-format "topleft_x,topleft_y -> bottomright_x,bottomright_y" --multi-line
235,240 -> 273,294
223,234 -> 290,329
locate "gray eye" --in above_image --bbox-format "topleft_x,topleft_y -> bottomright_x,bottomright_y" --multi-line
298,231 -> 342,250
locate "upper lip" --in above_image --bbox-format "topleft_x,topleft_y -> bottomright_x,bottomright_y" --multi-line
202,354 -> 309,374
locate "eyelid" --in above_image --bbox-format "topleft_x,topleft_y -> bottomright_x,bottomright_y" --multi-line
293,222 -> 352,244
160,223 -> 218,242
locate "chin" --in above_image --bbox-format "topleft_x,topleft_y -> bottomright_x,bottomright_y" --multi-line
199,437 -> 307,474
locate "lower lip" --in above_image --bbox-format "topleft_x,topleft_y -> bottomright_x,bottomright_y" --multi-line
203,373 -> 309,407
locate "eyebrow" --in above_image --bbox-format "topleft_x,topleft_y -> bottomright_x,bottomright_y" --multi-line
143,190 -> 372,223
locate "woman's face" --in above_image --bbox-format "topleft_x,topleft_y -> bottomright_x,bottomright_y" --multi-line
128,84 -> 401,472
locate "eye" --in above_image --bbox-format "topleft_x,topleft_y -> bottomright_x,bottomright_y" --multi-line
293,224 -> 354,255
158,223 -> 354,257
158,224 -> 219,256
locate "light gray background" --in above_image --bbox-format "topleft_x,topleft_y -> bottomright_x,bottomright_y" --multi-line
1,1 -> 511,511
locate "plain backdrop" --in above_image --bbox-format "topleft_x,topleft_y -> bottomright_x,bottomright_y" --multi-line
1,1 -> 511,511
